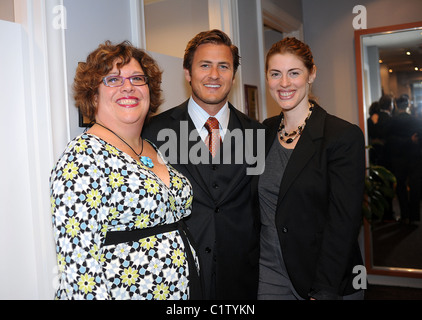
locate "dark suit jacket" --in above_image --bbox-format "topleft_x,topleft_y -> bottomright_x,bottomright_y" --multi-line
262,103 -> 365,299
143,100 -> 265,299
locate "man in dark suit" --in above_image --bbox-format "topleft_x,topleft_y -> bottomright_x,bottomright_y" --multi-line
143,29 -> 265,299
387,95 -> 422,223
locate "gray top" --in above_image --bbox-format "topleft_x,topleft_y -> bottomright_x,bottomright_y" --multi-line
258,136 -> 302,300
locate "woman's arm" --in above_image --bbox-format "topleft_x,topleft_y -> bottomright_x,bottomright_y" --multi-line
311,124 -> 365,299
50,136 -> 111,299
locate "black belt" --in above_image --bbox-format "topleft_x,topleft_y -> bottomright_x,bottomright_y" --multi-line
104,222 -> 179,245
104,220 -> 203,299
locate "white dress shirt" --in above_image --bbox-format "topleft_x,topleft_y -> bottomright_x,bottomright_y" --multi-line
187,97 -> 230,142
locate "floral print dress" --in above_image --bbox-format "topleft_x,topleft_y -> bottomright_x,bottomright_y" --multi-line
50,133 -> 198,300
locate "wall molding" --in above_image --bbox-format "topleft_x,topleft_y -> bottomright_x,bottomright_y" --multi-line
208,0 -> 243,112
261,0 -> 302,33
130,0 -> 146,49
13,0 -> 57,299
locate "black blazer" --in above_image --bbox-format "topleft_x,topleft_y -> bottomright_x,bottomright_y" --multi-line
262,103 -> 365,299
143,100 -> 265,299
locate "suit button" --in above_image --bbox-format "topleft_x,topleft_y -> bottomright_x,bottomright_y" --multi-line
282,227 -> 288,233
214,207 -> 220,213
205,247 -> 212,253
212,183 -> 219,189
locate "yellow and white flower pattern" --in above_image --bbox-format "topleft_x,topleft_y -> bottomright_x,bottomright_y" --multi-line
50,133 -> 196,300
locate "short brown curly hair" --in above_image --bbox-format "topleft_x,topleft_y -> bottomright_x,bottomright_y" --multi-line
73,40 -> 163,122
183,29 -> 240,77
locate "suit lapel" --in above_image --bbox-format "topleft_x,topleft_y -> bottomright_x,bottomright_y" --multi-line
169,101 -> 213,198
171,101 -> 261,205
276,105 -> 326,208
216,105 -> 255,205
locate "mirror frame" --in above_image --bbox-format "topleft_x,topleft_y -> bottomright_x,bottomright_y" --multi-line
355,21 -> 422,278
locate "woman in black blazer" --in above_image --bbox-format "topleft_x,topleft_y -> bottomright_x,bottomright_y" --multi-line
258,37 -> 365,300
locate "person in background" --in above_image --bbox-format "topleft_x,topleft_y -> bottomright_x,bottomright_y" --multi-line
376,95 -> 395,220
143,29 -> 265,299
367,101 -> 383,165
386,95 -> 422,224
258,37 -> 365,300
50,40 -> 201,300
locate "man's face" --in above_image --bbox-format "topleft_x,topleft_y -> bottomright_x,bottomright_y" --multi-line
185,43 -> 235,114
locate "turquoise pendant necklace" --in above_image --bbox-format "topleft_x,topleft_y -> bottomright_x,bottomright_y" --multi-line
95,122 -> 154,168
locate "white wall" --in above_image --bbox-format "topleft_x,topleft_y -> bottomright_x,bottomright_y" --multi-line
263,28 -> 285,118
144,0 -> 209,113
145,0 -> 209,59
238,0 -> 265,120
260,0 -> 304,119
0,8 -> 60,297
0,20 -> 40,299
150,51 -> 190,113
145,0 -> 256,116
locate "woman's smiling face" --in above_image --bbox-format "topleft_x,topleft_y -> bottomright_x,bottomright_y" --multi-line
95,57 -> 150,126
266,52 -> 316,112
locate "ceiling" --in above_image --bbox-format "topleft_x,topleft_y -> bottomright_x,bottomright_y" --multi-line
362,28 -> 422,73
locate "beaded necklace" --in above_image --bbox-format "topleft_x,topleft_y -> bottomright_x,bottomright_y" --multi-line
278,103 -> 314,144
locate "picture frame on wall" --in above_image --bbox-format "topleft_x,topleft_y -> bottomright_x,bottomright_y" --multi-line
78,110 -> 93,128
244,84 -> 259,121
77,60 -> 94,128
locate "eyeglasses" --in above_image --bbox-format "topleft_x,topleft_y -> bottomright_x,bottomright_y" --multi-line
102,75 -> 149,87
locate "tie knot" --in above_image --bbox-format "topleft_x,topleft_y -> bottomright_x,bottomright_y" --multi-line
204,117 -> 220,133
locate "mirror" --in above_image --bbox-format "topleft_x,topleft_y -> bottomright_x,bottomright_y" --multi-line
355,22 -> 422,278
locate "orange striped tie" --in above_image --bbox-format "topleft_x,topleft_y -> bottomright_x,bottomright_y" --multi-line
204,117 -> 221,158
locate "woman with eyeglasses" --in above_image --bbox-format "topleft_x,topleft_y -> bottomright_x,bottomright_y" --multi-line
50,41 -> 201,300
